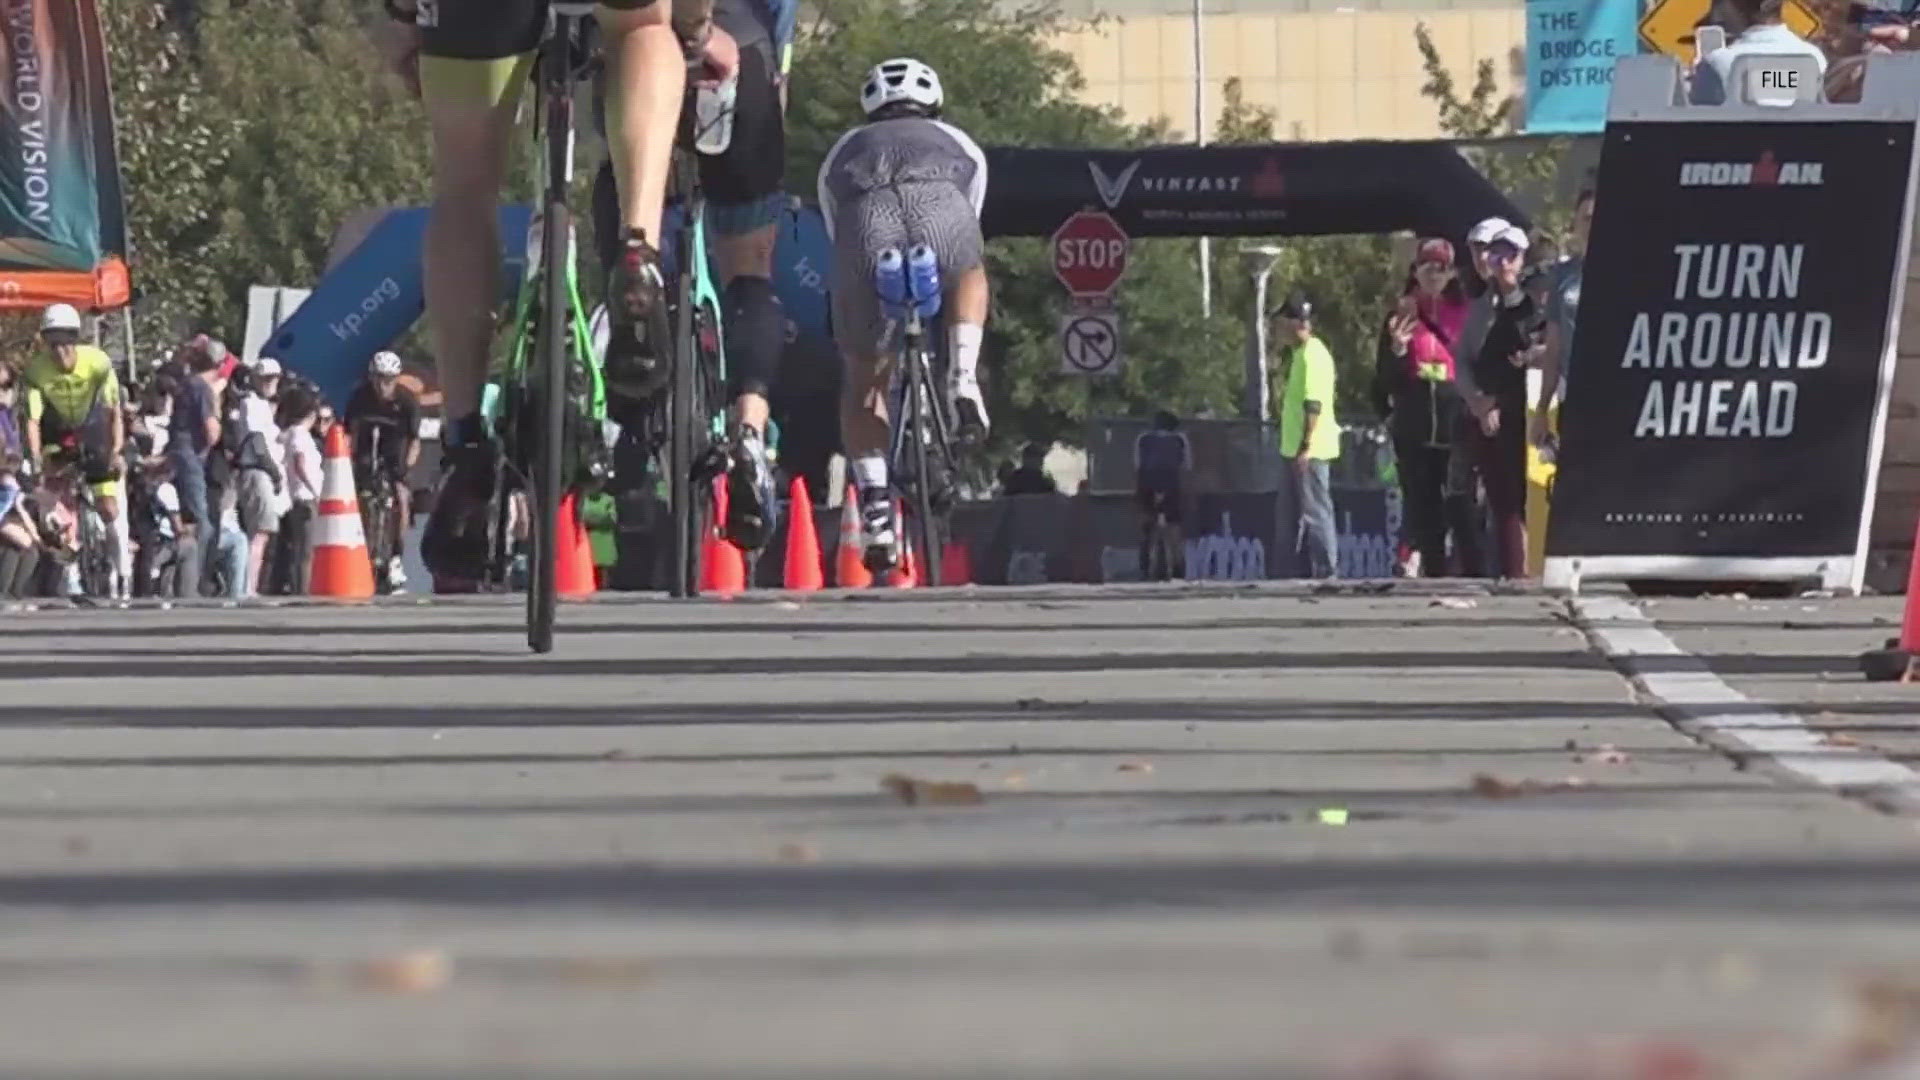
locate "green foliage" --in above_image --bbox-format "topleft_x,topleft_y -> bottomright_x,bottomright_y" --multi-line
1209,78 -> 1395,420
1413,22 -> 1577,259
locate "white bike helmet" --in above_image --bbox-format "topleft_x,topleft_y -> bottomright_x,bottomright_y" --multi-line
369,350 -> 403,377
860,58 -> 942,119
39,303 -> 80,334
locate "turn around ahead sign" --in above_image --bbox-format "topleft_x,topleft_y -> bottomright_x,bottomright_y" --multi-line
1638,0 -> 1819,62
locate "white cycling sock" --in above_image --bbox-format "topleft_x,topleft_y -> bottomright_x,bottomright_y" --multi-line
949,323 -> 983,383
852,455 -> 887,493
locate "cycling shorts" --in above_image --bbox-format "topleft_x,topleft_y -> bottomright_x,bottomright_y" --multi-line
1136,484 -> 1182,527
829,182 -> 983,360
39,414 -> 120,502
417,0 -> 655,110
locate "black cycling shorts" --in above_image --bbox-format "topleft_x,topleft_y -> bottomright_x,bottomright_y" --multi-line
418,0 -> 655,64
1136,485 -> 1183,526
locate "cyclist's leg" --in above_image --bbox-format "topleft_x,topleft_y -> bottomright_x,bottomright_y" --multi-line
416,4 -> 540,585
829,195 -> 906,566
702,41 -> 785,550
599,0 -> 684,389
907,184 -> 989,437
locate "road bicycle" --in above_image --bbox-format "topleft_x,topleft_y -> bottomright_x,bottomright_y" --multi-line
359,426 -> 401,595
484,6 -> 740,651
42,456 -> 114,602
876,244 -> 958,587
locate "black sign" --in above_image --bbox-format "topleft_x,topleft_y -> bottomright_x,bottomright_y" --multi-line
1548,120 -> 1914,561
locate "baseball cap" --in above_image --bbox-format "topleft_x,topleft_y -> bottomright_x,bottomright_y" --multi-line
1414,238 -> 1455,267
255,357 -> 283,377
1486,225 -> 1530,254
1467,217 -> 1511,246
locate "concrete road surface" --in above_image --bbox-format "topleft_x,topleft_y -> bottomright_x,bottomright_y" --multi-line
1,586 -> 1918,1077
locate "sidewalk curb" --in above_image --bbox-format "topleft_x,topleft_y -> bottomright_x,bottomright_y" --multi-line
1568,596 -> 1920,819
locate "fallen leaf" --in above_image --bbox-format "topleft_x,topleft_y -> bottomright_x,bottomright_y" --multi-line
1563,739 -> 1579,752
62,836 -> 89,856
551,956 -> 651,985
880,773 -> 984,806
1824,732 -> 1862,747
1429,597 -> 1477,609
776,841 -> 820,864
1001,772 -> 1027,789
1315,808 -> 1349,825
348,950 -> 451,993
1117,760 -> 1154,774
1595,744 -> 1631,765
1471,773 -> 1588,798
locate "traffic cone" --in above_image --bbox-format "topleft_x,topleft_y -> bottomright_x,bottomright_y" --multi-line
783,476 -> 824,591
1863,514 -> 1920,681
940,538 -> 973,585
835,482 -> 872,588
888,506 -> 918,589
554,492 -> 596,598
307,424 -> 376,600
700,477 -> 746,595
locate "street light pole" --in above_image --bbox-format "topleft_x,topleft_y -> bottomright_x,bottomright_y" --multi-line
1193,0 -> 1211,320
1239,245 -> 1284,423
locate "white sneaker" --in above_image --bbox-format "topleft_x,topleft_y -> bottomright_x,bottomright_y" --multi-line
388,556 -> 408,590
951,372 -> 989,441
858,486 -> 900,573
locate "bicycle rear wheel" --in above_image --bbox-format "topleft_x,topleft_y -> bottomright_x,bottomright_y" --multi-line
905,347 -> 946,587
667,155 -> 706,599
528,200 -> 570,653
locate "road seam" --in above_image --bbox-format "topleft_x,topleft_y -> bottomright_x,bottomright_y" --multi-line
1570,596 -> 1920,817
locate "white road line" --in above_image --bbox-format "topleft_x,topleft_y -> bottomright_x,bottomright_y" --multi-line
1573,596 -> 1920,814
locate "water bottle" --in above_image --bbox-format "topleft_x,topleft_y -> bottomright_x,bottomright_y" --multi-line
907,244 -> 942,320
873,247 -> 908,315
693,74 -> 738,155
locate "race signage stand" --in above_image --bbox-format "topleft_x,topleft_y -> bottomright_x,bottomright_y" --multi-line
1543,53 -> 1920,595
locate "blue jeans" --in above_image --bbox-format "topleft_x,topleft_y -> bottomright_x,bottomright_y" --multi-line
212,524 -> 247,600
1293,458 -> 1338,579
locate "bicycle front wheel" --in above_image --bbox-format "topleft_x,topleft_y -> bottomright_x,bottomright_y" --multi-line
528,200 -> 571,653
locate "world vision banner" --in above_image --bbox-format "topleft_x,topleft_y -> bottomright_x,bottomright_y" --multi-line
1546,108 -> 1919,592
0,0 -> 128,309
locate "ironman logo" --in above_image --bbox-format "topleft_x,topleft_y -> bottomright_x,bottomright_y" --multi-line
1052,210 -> 1131,297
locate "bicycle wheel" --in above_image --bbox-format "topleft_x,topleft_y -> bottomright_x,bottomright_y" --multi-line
364,496 -> 390,590
528,199 -> 570,653
906,347 -> 945,587
668,157 -> 704,599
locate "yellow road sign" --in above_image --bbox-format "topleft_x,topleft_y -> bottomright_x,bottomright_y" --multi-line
1638,0 -> 1822,63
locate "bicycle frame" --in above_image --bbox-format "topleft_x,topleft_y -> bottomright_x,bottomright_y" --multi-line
881,272 -> 955,587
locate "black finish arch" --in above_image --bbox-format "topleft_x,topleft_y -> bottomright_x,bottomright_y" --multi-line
981,140 -> 1528,245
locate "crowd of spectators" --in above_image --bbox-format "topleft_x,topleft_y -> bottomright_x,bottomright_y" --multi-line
0,321 -> 364,607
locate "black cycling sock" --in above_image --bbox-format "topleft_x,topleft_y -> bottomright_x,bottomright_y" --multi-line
722,275 -> 783,403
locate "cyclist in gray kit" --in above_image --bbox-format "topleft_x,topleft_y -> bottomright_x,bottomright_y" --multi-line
816,57 -> 990,571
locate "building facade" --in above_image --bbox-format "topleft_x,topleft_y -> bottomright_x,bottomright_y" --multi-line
1046,0 -> 1526,142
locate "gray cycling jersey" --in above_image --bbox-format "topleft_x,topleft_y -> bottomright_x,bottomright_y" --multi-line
816,117 -> 988,241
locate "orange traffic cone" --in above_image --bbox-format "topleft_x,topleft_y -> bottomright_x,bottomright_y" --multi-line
554,493 -> 596,598
888,506 -> 918,589
700,477 -> 746,595
783,476 -> 824,591
835,482 -> 872,588
308,424 -> 376,600
940,538 -> 973,585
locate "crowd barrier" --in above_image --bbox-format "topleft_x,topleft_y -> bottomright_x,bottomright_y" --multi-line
603,485 -> 1400,590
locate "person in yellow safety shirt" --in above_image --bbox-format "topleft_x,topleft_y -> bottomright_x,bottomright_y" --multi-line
581,490 -> 619,590
1272,291 -> 1341,579
21,303 -> 127,593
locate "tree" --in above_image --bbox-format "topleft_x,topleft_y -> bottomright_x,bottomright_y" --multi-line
787,0 -> 1246,455
1208,77 -> 1395,420
1414,23 -> 1579,257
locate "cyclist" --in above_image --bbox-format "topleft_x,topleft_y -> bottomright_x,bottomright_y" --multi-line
375,0 -> 748,585
587,0 -> 793,552
817,57 -> 990,571
345,351 -> 421,590
1134,410 -> 1189,576
20,303 -> 126,597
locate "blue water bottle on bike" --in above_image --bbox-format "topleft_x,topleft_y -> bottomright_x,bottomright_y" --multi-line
907,244 -> 941,320
873,247 -> 909,316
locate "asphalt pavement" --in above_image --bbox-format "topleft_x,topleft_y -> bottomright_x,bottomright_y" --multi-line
1,585 -> 1919,1077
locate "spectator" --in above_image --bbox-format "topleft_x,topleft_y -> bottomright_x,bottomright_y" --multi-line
0,364 -> 20,459
230,359 -> 287,596
1461,217 -> 1510,302
1689,0 -> 1827,104
1374,238 -> 1471,577
1533,188 -> 1594,451
1272,291 -> 1341,579
1002,442 -> 1058,496
1456,225 -> 1542,579
271,385 -> 323,596
1134,409 -> 1191,578
168,341 -> 222,598
0,451 -> 39,601
128,456 -> 190,599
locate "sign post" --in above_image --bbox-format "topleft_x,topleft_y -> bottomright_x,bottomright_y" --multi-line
1543,53 -> 1920,595
1637,0 -> 1820,62
1053,209 -> 1131,378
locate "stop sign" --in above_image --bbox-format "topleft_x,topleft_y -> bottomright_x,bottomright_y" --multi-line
1051,210 -> 1130,296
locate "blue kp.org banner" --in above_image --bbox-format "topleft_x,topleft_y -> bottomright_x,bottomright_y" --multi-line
1525,0 -> 1638,133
